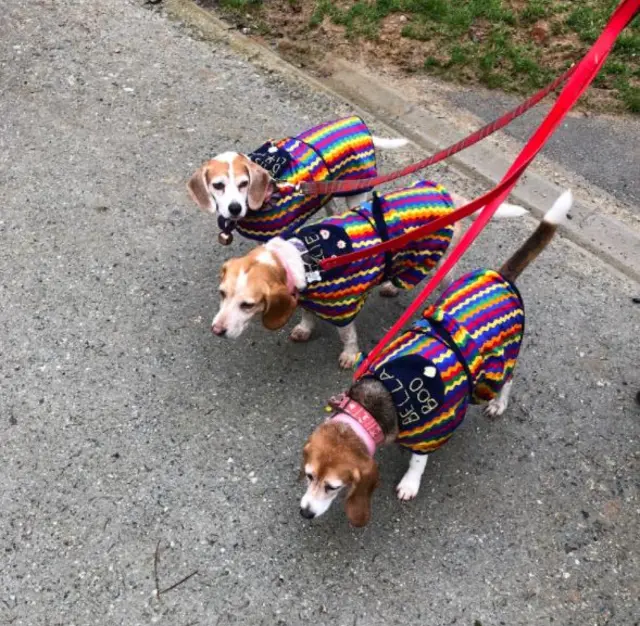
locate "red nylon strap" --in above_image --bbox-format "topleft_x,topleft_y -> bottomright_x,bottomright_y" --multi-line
320,168 -> 525,270
353,0 -> 639,380
299,65 -> 576,197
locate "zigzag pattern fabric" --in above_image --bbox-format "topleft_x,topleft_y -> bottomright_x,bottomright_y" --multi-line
361,269 -> 524,454
293,180 -> 455,327
235,116 -> 377,241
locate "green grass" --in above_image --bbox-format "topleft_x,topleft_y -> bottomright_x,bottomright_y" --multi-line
311,0 -> 640,112
213,0 -> 640,113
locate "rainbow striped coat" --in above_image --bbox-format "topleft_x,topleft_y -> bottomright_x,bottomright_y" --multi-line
361,269 -> 525,454
234,116 -> 377,241
289,180 -> 455,327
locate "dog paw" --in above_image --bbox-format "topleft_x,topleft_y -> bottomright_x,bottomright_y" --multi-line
396,475 -> 421,501
484,396 -> 508,419
289,325 -> 312,342
379,282 -> 400,298
338,350 -> 358,369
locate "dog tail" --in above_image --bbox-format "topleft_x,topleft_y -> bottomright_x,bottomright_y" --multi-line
371,136 -> 409,150
500,190 -> 573,282
474,202 -> 529,220
450,192 -> 528,220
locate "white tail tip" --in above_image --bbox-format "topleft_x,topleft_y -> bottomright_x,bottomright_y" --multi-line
544,190 -> 573,225
493,202 -> 528,219
371,136 -> 409,150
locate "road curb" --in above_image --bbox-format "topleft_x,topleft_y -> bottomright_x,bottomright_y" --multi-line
163,0 -> 640,283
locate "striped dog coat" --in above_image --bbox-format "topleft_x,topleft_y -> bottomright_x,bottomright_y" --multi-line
287,180 -> 456,327
232,116 -> 377,241
360,268 -> 525,454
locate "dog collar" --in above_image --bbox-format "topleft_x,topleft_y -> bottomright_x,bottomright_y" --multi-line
327,393 -> 384,456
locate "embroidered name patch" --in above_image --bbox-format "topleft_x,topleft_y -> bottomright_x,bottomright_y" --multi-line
294,223 -> 353,281
248,142 -> 292,179
374,355 -> 444,427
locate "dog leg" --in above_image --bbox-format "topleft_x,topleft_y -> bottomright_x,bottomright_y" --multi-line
379,281 -> 400,298
396,453 -> 428,501
289,309 -> 316,342
484,379 -> 513,419
337,322 -> 359,369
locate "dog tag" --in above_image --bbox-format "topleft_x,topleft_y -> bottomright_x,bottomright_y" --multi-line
305,270 -> 322,284
218,231 -> 233,245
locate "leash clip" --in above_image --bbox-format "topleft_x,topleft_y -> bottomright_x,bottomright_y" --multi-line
275,180 -> 303,197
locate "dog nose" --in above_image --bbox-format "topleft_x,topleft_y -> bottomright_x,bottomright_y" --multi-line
228,202 -> 242,217
300,506 -> 315,519
211,323 -> 227,337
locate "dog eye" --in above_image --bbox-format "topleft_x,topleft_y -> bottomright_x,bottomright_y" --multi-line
240,301 -> 254,311
325,484 -> 340,492
212,182 -> 225,191
305,473 -> 314,482
238,180 -> 249,190
219,290 -> 226,299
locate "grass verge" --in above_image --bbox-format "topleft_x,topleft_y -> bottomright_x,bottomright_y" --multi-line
205,0 -> 640,113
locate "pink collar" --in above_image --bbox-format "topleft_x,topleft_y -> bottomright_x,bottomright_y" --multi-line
328,393 -> 384,457
272,249 -> 298,296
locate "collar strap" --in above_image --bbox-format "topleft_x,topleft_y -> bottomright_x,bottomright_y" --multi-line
327,393 -> 384,456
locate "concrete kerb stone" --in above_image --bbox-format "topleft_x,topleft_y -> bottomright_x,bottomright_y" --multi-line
163,0 -> 640,283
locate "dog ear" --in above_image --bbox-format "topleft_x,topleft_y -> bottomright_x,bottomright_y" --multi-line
344,457 -> 379,528
187,166 -> 216,213
299,442 -> 311,481
246,161 -> 273,211
262,284 -> 297,330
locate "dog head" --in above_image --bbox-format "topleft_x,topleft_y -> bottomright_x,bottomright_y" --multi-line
187,152 -> 274,220
211,247 -> 298,339
300,421 -> 379,527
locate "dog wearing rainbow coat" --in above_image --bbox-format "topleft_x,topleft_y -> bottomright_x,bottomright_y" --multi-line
187,116 -> 407,244
299,191 -> 573,526
211,179 -> 527,368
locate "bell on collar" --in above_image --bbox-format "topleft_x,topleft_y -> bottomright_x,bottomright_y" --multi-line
218,231 -> 233,246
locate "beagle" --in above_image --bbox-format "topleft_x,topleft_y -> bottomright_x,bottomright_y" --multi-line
211,179 -> 527,368
187,116 -> 407,244
299,191 -> 573,526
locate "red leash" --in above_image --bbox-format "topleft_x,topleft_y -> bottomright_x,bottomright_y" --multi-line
352,0 -> 639,380
298,66 -> 576,198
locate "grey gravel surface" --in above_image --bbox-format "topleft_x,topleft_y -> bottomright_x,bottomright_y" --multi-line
1,1 -> 639,625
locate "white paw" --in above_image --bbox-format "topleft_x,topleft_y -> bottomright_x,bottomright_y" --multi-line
484,396 -> 508,419
396,474 -> 421,501
338,350 -> 358,369
379,282 -> 400,298
289,325 -> 312,342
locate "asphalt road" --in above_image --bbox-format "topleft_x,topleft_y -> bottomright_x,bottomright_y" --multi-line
1,1 -> 639,625
449,89 -> 640,209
